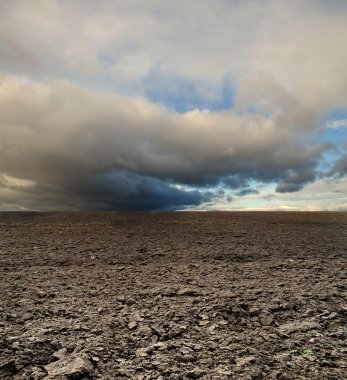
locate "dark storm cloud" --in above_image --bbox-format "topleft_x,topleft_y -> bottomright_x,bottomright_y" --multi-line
275,169 -> 317,193
75,170 -> 209,211
276,168 -> 317,193
235,188 -> 259,197
0,170 -> 209,211
327,151 -> 347,178
220,176 -> 249,189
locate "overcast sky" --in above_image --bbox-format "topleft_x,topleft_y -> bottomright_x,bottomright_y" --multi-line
0,0 -> 346,211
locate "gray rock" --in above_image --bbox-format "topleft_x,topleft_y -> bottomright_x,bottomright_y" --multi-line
30,366 -> 47,379
53,348 -> 68,360
135,347 -> 148,357
177,288 -> 200,296
259,313 -> 274,326
278,321 -> 320,334
187,367 -> 207,378
137,326 -> 152,337
44,354 -> 94,379
236,356 -> 257,367
128,321 -> 137,330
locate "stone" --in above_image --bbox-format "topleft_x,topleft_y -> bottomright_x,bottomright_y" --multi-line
177,288 -> 200,296
30,366 -> 47,379
22,312 -> 33,321
128,321 -> 137,330
236,356 -> 257,367
181,354 -> 196,363
187,367 -> 207,378
44,354 -> 93,379
137,326 -> 152,337
135,348 -> 148,357
278,321 -> 320,334
129,312 -> 144,322
249,307 -> 260,316
53,348 -> 68,360
259,313 -> 274,326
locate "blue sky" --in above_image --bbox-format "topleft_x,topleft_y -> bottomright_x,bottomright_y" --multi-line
0,0 -> 346,211
143,70 -> 235,113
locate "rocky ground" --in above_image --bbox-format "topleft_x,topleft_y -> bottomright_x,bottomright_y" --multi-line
0,211 -> 346,380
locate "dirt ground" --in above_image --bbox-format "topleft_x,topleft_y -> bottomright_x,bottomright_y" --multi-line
0,211 -> 346,380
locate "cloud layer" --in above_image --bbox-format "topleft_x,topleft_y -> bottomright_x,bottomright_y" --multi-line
0,0 -> 346,210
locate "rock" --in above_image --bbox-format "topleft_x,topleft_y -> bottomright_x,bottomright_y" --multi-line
137,326 -> 152,337
181,354 -> 196,363
129,312 -> 144,322
135,347 -> 148,357
249,307 -> 260,316
154,342 -> 168,351
44,354 -> 94,379
177,288 -> 200,296
208,324 -> 218,333
219,290 -> 238,298
198,320 -> 209,326
53,348 -> 68,360
278,321 -> 321,334
128,321 -> 137,330
187,367 -> 206,378
30,366 -> 47,379
259,313 -> 274,326
324,312 -> 338,320
22,312 -> 33,321
236,356 -> 257,367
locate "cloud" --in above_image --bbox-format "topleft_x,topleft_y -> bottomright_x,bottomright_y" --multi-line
0,174 -> 36,189
1,1 -> 347,108
326,119 -> 347,129
0,1 -> 346,210
57,170 -> 209,211
235,188 -> 259,197
260,194 -> 276,201
328,154 -> 347,178
0,73 -> 332,209
220,176 -> 249,190
275,169 -> 317,193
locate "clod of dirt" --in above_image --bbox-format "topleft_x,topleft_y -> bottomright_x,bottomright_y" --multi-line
0,360 -> 17,377
278,320 -> 321,334
44,354 -> 94,379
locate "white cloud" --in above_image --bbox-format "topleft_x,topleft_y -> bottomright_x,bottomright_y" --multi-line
0,174 -> 36,189
1,1 -> 346,109
326,119 -> 347,129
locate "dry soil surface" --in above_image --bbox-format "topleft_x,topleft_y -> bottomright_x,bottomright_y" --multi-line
0,212 -> 346,380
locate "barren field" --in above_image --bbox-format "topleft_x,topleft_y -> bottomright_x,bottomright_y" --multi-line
0,211 -> 346,380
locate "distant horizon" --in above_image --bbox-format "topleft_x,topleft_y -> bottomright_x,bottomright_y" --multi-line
1,1 -> 346,211
0,209 -> 346,213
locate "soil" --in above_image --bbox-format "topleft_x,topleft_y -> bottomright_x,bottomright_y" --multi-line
0,211 -> 346,380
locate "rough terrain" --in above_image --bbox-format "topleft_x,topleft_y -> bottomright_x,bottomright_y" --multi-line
0,211 -> 346,379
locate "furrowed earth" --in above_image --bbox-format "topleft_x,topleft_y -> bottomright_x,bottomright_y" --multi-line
0,211 -> 346,380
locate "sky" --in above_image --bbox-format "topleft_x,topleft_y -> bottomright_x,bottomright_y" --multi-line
0,0 -> 346,211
